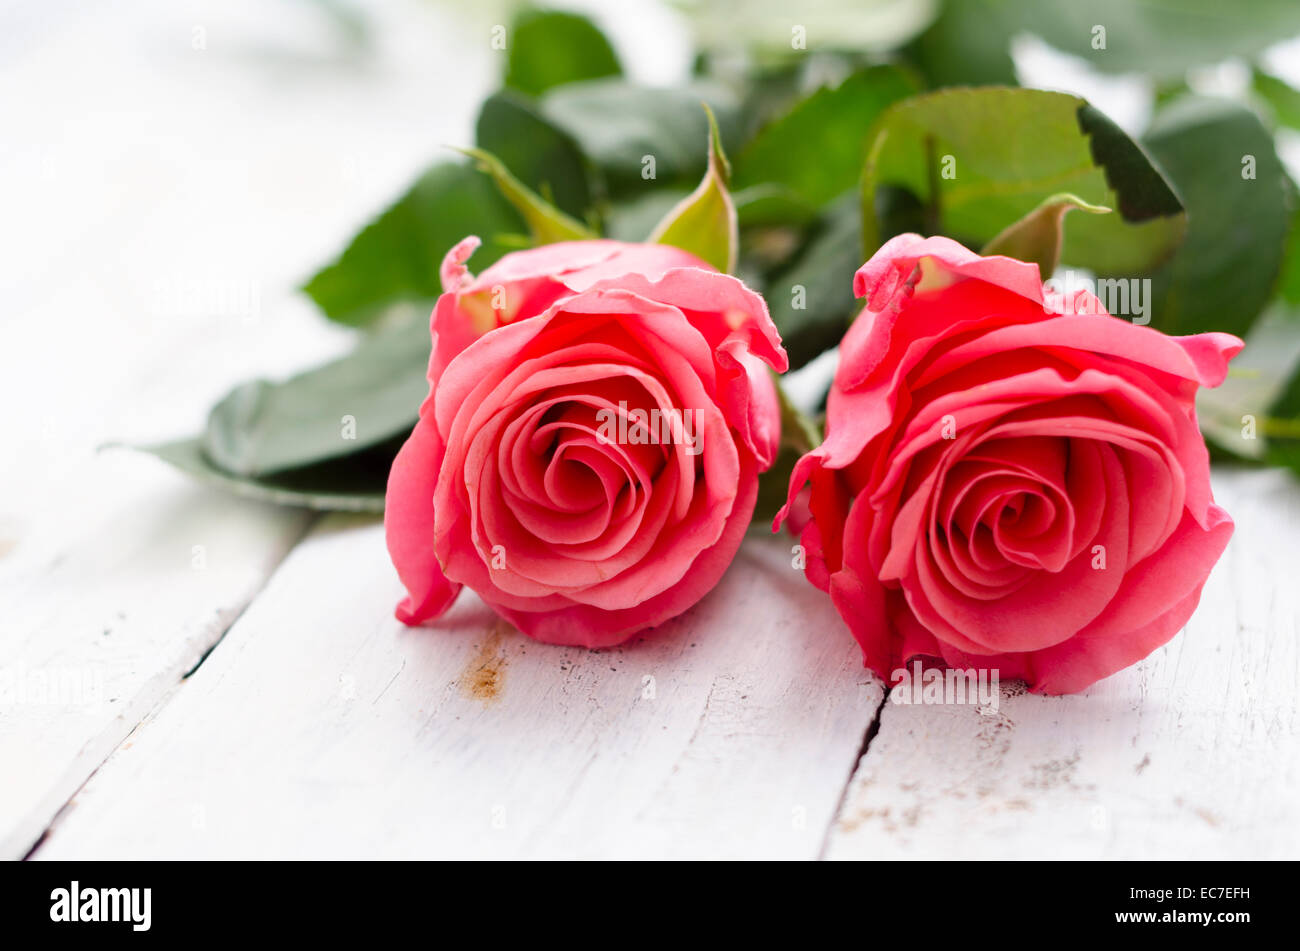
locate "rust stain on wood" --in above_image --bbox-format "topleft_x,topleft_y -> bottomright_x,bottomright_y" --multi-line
460,625 -> 508,703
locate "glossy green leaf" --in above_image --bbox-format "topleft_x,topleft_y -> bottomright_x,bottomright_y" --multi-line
733,185 -> 819,229
504,9 -> 621,96
982,193 -> 1110,277
752,379 -> 824,525
1253,69 -> 1300,132
860,87 -> 1186,274
775,377 -> 821,455
733,65 -> 920,209
130,438 -> 389,513
457,147 -> 595,245
475,91 -> 595,221
539,79 -> 742,195
204,318 -> 428,477
1264,328 -> 1300,474
1014,0 -> 1300,79
752,443 -> 803,527
903,0 -> 1017,88
604,188 -> 690,242
1137,97 -> 1291,337
1198,307 -> 1300,463
909,0 -> 1300,81
303,162 -> 523,327
1280,205 -> 1300,308
648,106 -> 737,272
765,196 -> 862,371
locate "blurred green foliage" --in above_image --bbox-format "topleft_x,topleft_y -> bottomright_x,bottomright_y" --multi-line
145,2 -> 1300,508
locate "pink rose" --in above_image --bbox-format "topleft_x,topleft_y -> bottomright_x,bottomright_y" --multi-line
386,237 -> 787,647
778,234 -> 1241,694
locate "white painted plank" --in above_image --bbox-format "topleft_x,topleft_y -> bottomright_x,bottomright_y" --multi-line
33,524 -> 881,860
824,467 -> 1300,860
0,465 -> 309,859
0,0 -> 499,857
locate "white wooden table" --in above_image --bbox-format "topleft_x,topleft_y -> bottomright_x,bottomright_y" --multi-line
3,0 -> 1298,861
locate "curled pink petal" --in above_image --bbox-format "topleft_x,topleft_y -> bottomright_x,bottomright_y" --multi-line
439,235 -> 481,293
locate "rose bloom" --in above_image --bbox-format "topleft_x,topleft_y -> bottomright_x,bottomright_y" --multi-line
779,234 -> 1241,694
386,237 -> 787,647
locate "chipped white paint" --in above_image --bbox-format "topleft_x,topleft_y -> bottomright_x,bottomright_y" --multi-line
824,468 -> 1300,860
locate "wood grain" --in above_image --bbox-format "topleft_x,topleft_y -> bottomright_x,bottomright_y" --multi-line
33,523 -> 882,859
0,0 -> 492,858
824,467 -> 1300,859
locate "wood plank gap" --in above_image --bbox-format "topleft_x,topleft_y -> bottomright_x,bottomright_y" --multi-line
179,514 -> 322,683
817,681 -> 887,860
16,513 -> 322,861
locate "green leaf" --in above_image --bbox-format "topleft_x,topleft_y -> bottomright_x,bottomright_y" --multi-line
733,65 -> 920,209
753,444 -> 803,528
604,188 -> 691,242
1253,69 -> 1300,132
504,8 -> 621,97
982,193 -> 1110,278
457,147 -> 596,245
648,105 -> 737,273
475,91 -> 595,222
203,318 -> 428,478
775,378 -> 821,456
128,437 -> 389,513
1198,307 -> 1300,463
303,161 -> 523,327
1280,205 -> 1300,308
733,185 -> 819,229
910,0 -> 1300,82
1264,328 -> 1300,474
752,380 -> 824,526
1136,97 -> 1292,337
903,0 -> 1018,88
764,195 -> 862,371
1014,0 -> 1300,79
539,79 -> 742,196
860,87 -> 1186,275
127,317 -> 433,510
733,57 -> 813,141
